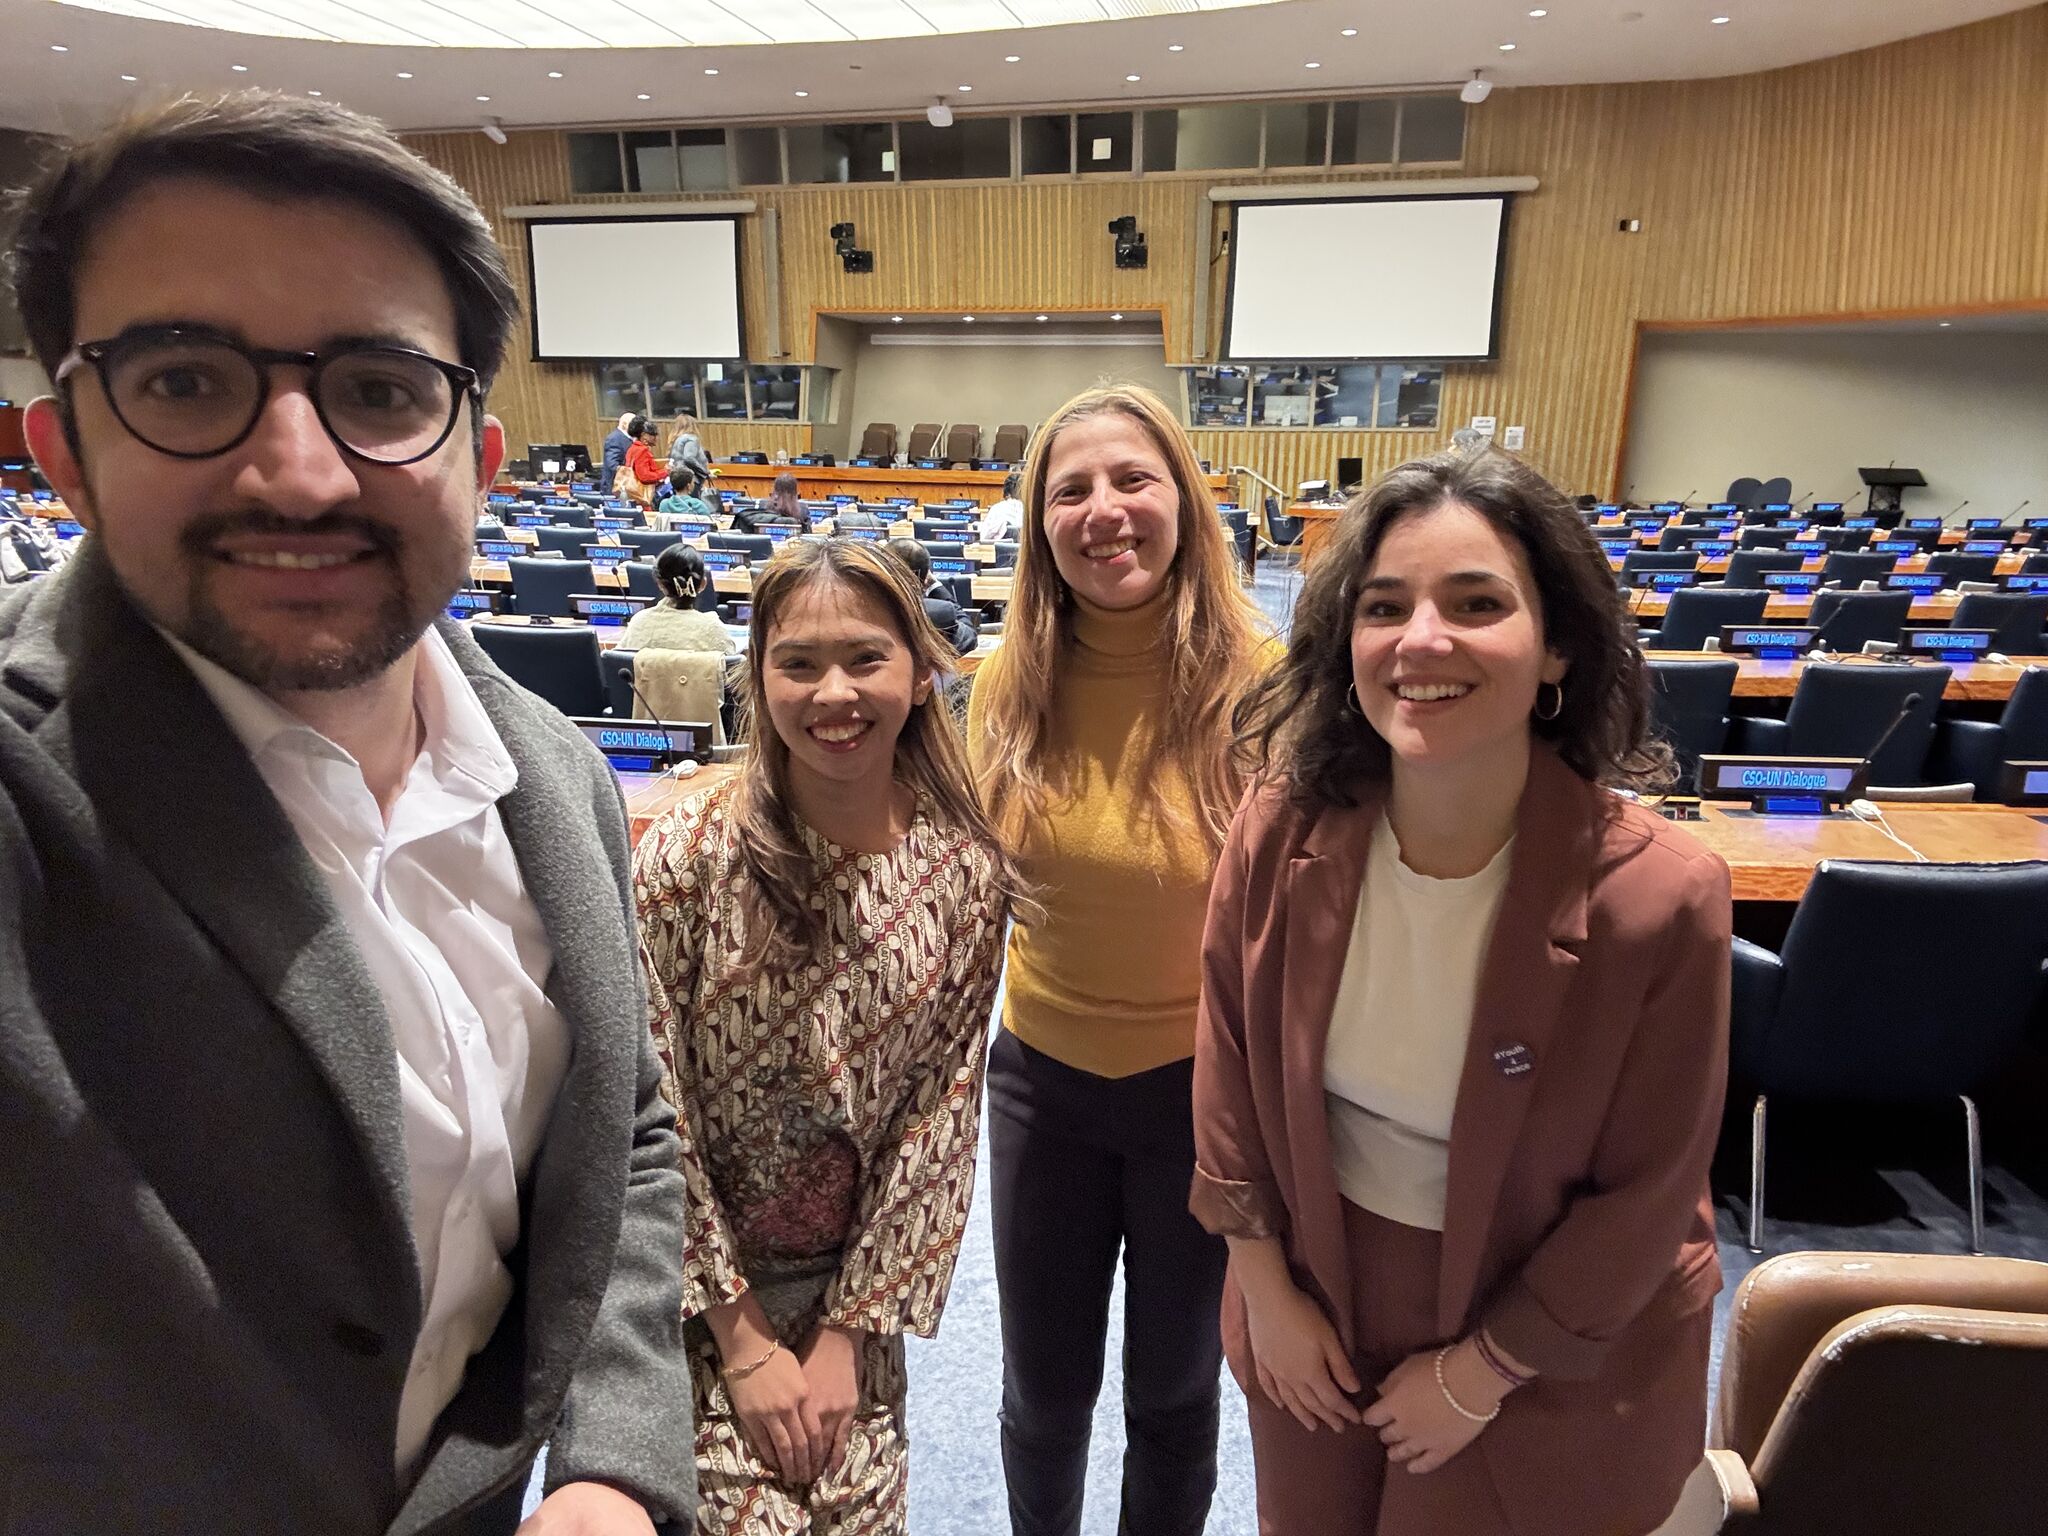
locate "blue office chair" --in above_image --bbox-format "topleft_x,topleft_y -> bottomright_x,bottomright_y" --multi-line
991,541 -> 1020,569
1807,589 -> 1914,654
1814,526 -> 1871,553
1928,667 -> 2048,800
1658,522 -> 1711,552
1738,528 -> 1803,551
507,557 -> 595,618
532,525 -> 594,558
1881,527 -> 1942,553
2022,551 -> 2048,576
1950,593 -> 2048,653
1640,587 -> 1770,650
1928,553 -> 2001,587
1821,551 -> 1900,587
474,520 -> 506,541
1646,658 -> 1739,790
1622,550 -> 1701,578
471,623 -> 608,717
601,648 -> 639,718
1759,476 -> 1793,505
1264,507 -> 1304,548
619,528 -> 678,560
1726,550 -> 1806,588
545,501 -> 593,529
1727,476 -> 1765,508
1728,658 -> 1951,786
621,560 -> 661,602
1732,859 -> 2048,1252
709,533 -> 775,562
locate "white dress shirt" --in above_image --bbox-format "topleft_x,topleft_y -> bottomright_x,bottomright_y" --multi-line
1323,814 -> 1514,1231
168,626 -> 570,1475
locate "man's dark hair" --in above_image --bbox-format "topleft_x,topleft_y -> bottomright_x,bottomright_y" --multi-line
7,91 -> 519,393
886,536 -> 931,583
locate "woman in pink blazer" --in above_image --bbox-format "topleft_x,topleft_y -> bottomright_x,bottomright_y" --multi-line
1193,447 -> 1731,1536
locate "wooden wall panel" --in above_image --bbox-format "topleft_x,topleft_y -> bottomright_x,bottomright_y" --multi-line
407,4 -> 2048,499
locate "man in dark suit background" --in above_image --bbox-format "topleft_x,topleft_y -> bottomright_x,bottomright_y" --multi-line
2,93 -> 691,1534
886,536 -> 978,656
601,412 -> 635,491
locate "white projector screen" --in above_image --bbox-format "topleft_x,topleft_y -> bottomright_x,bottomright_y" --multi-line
527,216 -> 743,360
1223,196 -> 1509,362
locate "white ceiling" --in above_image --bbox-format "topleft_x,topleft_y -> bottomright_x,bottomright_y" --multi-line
1,1 -> 2034,137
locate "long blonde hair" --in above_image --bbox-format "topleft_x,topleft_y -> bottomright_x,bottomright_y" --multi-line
971,384 -> 1269,857
731,537 -> 1028,974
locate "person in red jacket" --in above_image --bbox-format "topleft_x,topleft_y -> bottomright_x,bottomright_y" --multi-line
617,415 -> 666,507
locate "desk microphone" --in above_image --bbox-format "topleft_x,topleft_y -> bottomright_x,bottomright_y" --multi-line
1679,488 -> 1698,508
2007,499 -> 2030,522
626,674 -> 701,778
1845,693 -> 1926,802
1808,590 -> 1868,653
1946,499 -> 1971,522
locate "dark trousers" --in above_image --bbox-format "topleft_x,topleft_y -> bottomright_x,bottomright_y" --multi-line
988,1029 -> 1227,1536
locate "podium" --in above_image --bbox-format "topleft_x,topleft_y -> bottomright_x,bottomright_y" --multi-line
1859,466 -> 1927,518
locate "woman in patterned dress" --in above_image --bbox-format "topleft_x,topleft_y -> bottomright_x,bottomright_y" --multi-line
635,537 -> 1026,1534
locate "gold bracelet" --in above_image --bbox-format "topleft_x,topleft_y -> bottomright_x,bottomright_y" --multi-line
721,1340 -> 782,1382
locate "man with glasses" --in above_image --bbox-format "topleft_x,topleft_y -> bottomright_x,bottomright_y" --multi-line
1,94 -> 691,1534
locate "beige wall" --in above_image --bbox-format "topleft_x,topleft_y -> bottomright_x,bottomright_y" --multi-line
1622,328 -> 2048,521
844,339 -> 1182,460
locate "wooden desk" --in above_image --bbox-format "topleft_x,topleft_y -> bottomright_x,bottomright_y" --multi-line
619,764 -> 743,847
710,464 -> 1235,510
1685,801 -> 2048,902
1612,552 -> 2028,578
1292,501 -> 1346,571
1642,651 -> 2047,703
1629,591 -> 1961,621
472,559 -> 631,589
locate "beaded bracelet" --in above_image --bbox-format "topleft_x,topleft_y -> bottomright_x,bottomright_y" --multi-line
722,1340 -> 783,1382
1434,1345 -> 1501,1424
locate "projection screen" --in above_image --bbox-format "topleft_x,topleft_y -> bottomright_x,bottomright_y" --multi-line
1222,195 -> 1510,362
526,215 -> 743,360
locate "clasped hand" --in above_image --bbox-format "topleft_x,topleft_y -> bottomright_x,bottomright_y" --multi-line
725,1326 -> 861,1488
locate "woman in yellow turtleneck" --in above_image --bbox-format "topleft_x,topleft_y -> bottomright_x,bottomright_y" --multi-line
967,385 -> 1273,1536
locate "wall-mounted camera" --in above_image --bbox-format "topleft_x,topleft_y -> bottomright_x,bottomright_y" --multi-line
1109,214 -> 1148,270
831,220 -> 874,274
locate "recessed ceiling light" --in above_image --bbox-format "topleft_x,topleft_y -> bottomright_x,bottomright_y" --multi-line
1126,73 -> 1142,82
1168,43 -> 1184,53
1110,312 -> 1124,321
120,74 -> 137,82
548,70 -> 563,79
232,64 -> 249,72
1939,321 -> 1953,328
891,315 -> 903,322
50,44 -> 68,52
307,89 -> 322,96
794,89 -> 809,97
704,68 -> 719,76
963,315 -> 975,323
476,95 -> 491,102
1005,55 -> 1021,64
1499,42 -> 1518,51
638,93 -> 652,100
1036,313 -> 1048,321
1530,8 -> 1548,16
1305,61 -> 1321,69
959,84 -> 973,92
1712,15 -> 1731,23
1341,28 -> 1358,37
396,71 -> 413,79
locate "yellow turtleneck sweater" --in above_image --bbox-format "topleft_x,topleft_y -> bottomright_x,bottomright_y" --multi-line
967,588 -> 1221,1079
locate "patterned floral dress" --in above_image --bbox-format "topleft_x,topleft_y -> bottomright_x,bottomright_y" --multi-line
634,777 -> 1007,1535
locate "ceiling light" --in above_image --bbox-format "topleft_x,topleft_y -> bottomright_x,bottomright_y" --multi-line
232,64 -> 249,72
1126,73 -> 1142,82
396,71 -> 413,79
1305,61 -> 1321,69
50,44 -> 68,52
891,315 -> 903,322
959,84 -> 973,92
548,70 -> 563,79
927,97 -> 953,127
1499,42 -> 1518,51
963,315 -> 975,323
1110,312 -> 1124,321
1712,16 -> 1731,24
1168,44 -> 1184,53
637,93 -> 651,100
1005,55 -> 1021,64
307,89 -> 322,96
794,89 -> 809,97
1530,8 -> 1548,15
476,95 -> 491,102
481,118 -> 507,145
1341,29 -> 1358,37
1036,313 -> 1048,321
1461,71 -> 1494,103
120,74 -> 137,82
1939,321 -> 1953,328
704,68 -> 719,76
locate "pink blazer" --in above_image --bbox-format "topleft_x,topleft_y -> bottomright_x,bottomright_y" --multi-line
1192,747 -> 1731,1535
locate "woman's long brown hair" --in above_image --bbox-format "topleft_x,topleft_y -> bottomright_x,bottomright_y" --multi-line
970,384 -> 1271,858
729,537 -> 1029,974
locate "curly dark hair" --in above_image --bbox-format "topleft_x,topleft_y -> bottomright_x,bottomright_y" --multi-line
1236,446 -> 1674,806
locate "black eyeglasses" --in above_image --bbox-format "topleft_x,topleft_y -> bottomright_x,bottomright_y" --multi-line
55,326 -> 482,467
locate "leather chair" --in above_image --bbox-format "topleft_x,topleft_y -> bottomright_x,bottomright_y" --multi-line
1950,592 -> 2048,653
532,525 -> 594,557
1731,859 -> 2048,1253
1726,476 -> 1765,508
545,501 -> 593,528
1264,507 -> 1305,548
475,520 -> 506,541
701,377 -> 746,418
1758,475 -> 1793,504
905,423 -> 943,460
1623,550 -> 1702,578
1726,658 -> 1951,785
506,557 -> 595,619
621,560 -> 660,602
911,518 -> 972,540
618,528 -> 678,560
990,424 -> 1030,463
2022,550 -> 2048,576
600,648 -> 640,718
1803,502 -> 1846,527
944,424 -> 981,465
1929,666 -> 2048,799
1646,658 -> 1739,790
991,540 -> 1020,569
708,533 -> 774,562
1805,589 -> 1913,654
471,623 -> 608,717
858,423 -> 898,460
1641,588 -> 1769,650
1880,526 -> 1941,553
1812,526 -> 1870,553
1724,550 -> 1804,588
759,380 -> 800,419
1927,552 -> 2001,587
1820,550 -> 1899,587
1736,528 -> 1801,551
1655,1252 -> 2048,1535
1659,521 -> 1714,552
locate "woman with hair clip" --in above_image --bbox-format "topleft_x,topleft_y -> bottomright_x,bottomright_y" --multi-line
967,384 -> 1274,1536
619,542 -> 734,655
636,537 -> 1026,1533
1192,447 -> 1731,1536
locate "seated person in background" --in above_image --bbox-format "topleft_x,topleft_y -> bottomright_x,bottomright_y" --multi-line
620,545 -> 737,656
886,537 -> 977,656
831,503 -> 887,531
733,471 -> 812,536
979,472 -> 1025,544
657,467 -> 712,524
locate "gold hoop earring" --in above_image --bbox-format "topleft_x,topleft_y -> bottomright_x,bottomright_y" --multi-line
1535,681 -> 1565,721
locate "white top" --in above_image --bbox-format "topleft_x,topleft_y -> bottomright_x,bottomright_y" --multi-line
168,626 -> 570,1476
1323,815 -> 1514,1231
979,498 -> 1025,544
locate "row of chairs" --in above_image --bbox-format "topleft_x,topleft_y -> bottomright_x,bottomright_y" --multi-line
1639,588 -> 2048,652
1649,659 -> 2048,794
1624,547 -> 2048,587
857,422 -> 1031,465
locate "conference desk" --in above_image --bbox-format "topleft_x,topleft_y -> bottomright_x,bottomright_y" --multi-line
1642,650 -> 2046,703
620,764 -> 742,844
1677,800 -> 2048,903
706,464 -> 1237,510
1614,552 -> 2030,579
1629,591 -> 1964,621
